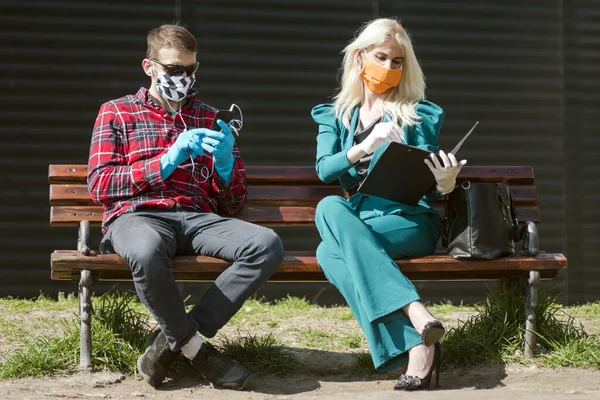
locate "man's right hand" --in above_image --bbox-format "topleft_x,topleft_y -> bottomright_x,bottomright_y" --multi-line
357,122 -> 404,155
160,129 -> 205,179
163,129 -> 205,166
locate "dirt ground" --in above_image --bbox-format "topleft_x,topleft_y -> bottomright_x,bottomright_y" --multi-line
1,363 -> 599,400
2,299 -> 599,399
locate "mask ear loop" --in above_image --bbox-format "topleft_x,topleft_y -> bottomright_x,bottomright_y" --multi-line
190,136 -> 213,185
191,104 -> 244,185
169,105 -> 211,184
154,66 -> 210,185
161,90 -> 210,184
228,104 -> 243,137
191,160 -> 212,184
173,103 -> 212,185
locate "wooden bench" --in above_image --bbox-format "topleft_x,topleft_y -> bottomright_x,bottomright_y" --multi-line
49,164 -> 566,369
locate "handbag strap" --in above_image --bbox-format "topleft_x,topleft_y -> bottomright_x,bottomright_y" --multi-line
509,188 -> 519,240
442,181 -> 464,247
495,183 -> 519,240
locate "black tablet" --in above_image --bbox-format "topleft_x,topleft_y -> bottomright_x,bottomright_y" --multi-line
357,142 -> 436,205
356,121 -> 478,205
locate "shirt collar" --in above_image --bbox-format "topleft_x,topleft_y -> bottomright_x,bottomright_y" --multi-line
135,87 -> 199,111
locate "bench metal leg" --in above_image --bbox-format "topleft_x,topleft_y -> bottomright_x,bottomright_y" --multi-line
524,270 -> 541,357
76,219 -> 93,369
79,269 -> 93,370
78,220 -> 91,256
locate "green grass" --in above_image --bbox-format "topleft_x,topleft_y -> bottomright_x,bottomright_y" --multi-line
93,291 -> 152,352
541,336 -> 600,369
0,287 -> 599,379
342,332 -> 363,349
568,301 -> 600,320
0,290 -> 151,378
294,328 -> 364,351
274,295 -> 313,311
0,315 -> 148,379
0,292 -> 78,313
0,317 -> 27,343
228,295 -> 355,326
218,333 -> 303,376
0,322 -> 78,379
337,308 -> 356,321
226,297 -> 271,324
441,280 -> 590,368
296,328 -> 336,349
428,299 -> 472,316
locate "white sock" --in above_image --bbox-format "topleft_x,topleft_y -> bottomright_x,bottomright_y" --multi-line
181,334 -> 205,360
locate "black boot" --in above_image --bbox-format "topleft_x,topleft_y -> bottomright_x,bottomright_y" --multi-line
137,330 -> 180,388
189,342 -> 250,390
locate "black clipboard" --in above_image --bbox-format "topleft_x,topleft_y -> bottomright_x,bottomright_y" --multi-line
357,122 -> 478,205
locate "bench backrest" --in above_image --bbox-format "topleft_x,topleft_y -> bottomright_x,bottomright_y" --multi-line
48,165 -> 539,229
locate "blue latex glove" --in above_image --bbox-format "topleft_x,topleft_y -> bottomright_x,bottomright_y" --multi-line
160,129 -> 205,179
200,120 -> 235,183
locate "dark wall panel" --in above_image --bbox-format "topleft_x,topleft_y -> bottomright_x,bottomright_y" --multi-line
378,0 -> 567,299
0,0 -> 597,304
564,0 -> 600,303
0,0 -> 178,297
184,0 -> 373,165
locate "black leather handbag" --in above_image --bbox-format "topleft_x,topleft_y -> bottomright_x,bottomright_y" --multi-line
442,181 -> 524,260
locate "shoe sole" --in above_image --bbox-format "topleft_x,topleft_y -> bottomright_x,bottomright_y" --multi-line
219,373 -> 251,391
422,326 -> 445,347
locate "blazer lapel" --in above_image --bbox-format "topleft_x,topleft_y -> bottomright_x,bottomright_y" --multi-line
343,107 -> 360,149
344,107 -> 360,180
366,111 -> 391,175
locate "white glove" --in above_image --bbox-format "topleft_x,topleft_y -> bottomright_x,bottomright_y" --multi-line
357,122 -> 404,154
424,150 -> 467,194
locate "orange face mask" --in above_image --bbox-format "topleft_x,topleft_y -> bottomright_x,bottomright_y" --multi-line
359,57 -> 403,94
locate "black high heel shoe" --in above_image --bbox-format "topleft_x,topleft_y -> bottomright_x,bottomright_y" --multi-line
421,320 -> 445,347
394,342 -> 442,391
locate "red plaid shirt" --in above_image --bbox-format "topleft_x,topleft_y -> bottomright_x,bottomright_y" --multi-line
88,87 -> 247,234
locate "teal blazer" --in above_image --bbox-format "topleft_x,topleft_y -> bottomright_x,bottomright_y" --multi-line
311,100 -> 445,218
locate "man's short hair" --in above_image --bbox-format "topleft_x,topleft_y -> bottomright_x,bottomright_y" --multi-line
146,24 -> 197,59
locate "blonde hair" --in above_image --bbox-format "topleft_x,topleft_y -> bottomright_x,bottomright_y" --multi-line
333,18 -> 426,130
146,24 -> 197,59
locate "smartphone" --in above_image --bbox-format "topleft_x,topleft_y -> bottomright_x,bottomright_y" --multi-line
210,104 -> 239,131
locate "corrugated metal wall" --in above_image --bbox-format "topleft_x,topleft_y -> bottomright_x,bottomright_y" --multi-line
564,0 -> 600,304
184,0 -> 373,164
378,0 -> 567,301
182,0 -> 373,256
1,0 -> 597,303
1,0 -> 178,296
180,0 -> 375,303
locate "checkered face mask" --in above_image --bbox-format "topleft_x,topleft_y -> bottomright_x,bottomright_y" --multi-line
155,70 -> 196,102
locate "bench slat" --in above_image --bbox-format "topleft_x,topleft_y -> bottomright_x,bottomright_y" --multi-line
50,205 -> 319,226
51,250 -> 566,282
49,184 -> 538,207
50,205 -> 541,227
49,165 -> 534,185
48,165 -> 328,185
50,184 -> 347,206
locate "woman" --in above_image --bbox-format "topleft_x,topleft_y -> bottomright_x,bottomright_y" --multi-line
311,18 -> 466,391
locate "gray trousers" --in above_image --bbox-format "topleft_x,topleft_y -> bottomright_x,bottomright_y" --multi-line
100,208 -> 284,351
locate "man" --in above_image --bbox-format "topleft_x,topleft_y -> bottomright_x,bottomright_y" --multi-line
87,24 -> 284,390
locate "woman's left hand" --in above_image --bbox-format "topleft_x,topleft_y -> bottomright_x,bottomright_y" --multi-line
424,150 -> 467,194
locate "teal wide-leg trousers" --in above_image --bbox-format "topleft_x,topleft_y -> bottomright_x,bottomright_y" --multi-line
315,195 -> 441,371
